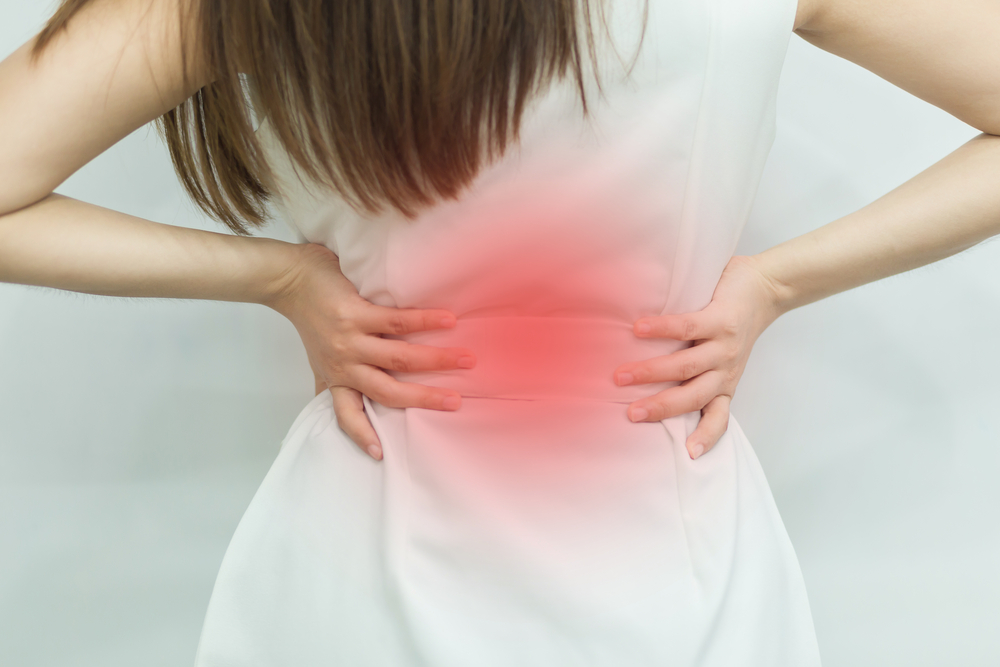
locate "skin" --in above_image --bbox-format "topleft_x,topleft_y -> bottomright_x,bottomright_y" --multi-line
2,0 -> 1000,464
616,0 -> 1000,457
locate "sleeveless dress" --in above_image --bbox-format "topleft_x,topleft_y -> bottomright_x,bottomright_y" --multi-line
194,0 -> 822,664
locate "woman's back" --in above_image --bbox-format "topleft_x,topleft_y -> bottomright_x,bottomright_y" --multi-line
195,0 -> 820,664
263,0 -> 792,320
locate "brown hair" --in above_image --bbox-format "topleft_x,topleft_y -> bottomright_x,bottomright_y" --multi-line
34,0 -> 626,235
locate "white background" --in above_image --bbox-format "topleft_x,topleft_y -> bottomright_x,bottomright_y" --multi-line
2,2 -> 998,665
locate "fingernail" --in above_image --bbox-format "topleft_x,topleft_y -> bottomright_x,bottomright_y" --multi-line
690,443 -> 704,459
442,395 -> 462,410
368,444 -> 382,459
636,322 -> 651,335
615,372 -> 634,386
457,355 -> 476,369
438,314 -> 456,328
629,407 -> 648,422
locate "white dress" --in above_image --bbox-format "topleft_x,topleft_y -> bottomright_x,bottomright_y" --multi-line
194,0 -> 822,664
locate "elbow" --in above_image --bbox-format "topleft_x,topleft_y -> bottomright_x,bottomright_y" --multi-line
973,117 -> 1000,137
964,95 -> 1000,137
0,178 -> 59,218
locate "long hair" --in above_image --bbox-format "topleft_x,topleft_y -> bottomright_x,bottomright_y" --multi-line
33,0 -> 623,234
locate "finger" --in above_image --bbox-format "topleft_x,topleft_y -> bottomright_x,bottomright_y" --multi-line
352,364 -> 463,411
355,337 -> 476,373
634,310 -> 722,341
355,305 -> 457,336
615,343 -> 724,386
331,386 -> 383,460
685,394 -> 731,460
627,371 -> 722,423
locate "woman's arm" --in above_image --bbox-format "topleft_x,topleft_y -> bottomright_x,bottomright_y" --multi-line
0,0 -> 274,300
756,133 -> 1000,315
0,0 -> 472,461
616,0 -> 1000,458
761,0 -> 1000,306
0,193 -> 302,306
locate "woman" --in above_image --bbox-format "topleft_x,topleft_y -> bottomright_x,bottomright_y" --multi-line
2,0 -> 998,664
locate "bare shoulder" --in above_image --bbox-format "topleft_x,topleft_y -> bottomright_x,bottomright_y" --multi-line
0,0 -> 209,215
30,0 -> 207,81
788,0 -> 1000,135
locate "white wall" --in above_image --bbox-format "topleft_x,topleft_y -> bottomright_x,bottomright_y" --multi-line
0,5 -> 313,665
2,2 -> 998,665
735,35 -> 1000,667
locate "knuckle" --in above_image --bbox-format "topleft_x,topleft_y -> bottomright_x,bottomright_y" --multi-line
704,428 -> 726,449
388,353 -> 411,373
329,340 -> 351,359
331,303 -> 355,325
340,418 -> 362,439
647,397 -> 670,419
641,402 -> 662,421
681,317 -> 699,340
655,400 -> 674,420
388,313 -> 409,335
720,315 -> 740,337
325,363 -> 348,385
660,398 -> 680,419
679,359 -> 699,380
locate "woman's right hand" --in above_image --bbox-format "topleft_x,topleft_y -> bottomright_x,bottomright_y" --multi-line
269,242 -> 476,461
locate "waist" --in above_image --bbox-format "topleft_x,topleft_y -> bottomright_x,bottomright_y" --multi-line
389,316 -> 683,403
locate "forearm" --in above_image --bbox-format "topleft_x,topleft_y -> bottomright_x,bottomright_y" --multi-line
755,133 -> 1000,314
0,194 -> 301,307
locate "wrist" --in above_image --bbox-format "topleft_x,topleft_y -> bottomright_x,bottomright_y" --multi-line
739,254 -> 792,328
256,239 -> 310,315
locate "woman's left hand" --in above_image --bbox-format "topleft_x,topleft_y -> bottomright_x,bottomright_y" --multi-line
613,255 -> 783,459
